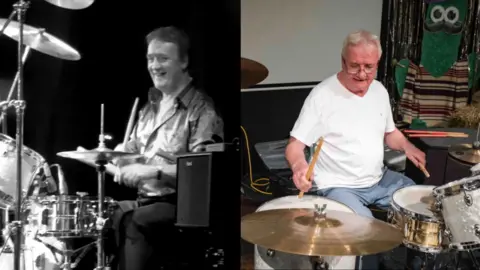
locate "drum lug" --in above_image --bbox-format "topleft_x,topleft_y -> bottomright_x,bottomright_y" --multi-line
266,249 -> 275,257
310,256 -> 329,270
474,224 -> 480,238
387,209 -> 393,221
76,191 -> 89,198
444,228 -> 453,241
463,193 -> 473,207
434,201 -> 442,211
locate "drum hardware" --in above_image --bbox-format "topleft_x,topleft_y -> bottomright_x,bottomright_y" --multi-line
40,239 -> 96,270
310,256 -> 329,270
266,249 -> 274,257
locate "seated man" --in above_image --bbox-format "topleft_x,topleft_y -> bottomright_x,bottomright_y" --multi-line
285,29 -> 425,269
108,26 -> 223,270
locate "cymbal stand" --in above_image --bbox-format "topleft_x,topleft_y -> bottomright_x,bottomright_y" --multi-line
95,103 -> 107,269
7,1 -> 30,270
0,4 -> 18,38
40,239 -> 96,270
0,45 -> 32,127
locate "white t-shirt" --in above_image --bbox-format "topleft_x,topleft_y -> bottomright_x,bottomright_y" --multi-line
290,74 -> 395,189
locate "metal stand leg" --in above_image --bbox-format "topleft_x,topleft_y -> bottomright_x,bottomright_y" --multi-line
94,162 -> 106,270
94,104 -> 107,270
467,250 -> 479,269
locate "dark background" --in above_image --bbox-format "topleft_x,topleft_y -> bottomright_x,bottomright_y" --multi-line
0,0 -> 239,197
0,0 -> 239,268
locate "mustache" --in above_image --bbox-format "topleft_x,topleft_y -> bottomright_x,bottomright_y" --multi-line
424,20 -> 463,34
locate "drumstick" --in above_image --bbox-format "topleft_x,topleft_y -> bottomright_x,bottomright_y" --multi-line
123,97 -> 139,146
419,163 -> 430,178
298,137 -> 324,199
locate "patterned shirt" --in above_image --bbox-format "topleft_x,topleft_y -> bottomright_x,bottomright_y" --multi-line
125,82 -> 224,197
399,59 -> 469,127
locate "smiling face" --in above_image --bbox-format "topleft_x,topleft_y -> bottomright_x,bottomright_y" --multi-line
340,43 -> 380,96
147,39 -> 188,93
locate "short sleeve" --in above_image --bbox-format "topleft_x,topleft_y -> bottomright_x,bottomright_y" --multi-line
385,96 -> 396,133
188,102 -> 224,152
289,88 -> 322,146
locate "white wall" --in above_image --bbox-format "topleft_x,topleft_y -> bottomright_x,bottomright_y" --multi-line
241,0 -> 383,86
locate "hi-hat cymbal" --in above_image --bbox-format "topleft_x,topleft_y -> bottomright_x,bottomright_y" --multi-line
241,208 -> 403,256
44,0 -> 95,10
241,57 -> 268,89
0,19 -> 81,61
449,144 -> 480,164
57,148 -> 142,162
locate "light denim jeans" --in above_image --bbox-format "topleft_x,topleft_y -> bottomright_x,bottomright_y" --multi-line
315,168 -> 415,270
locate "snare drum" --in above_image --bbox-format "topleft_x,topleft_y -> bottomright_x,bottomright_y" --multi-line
433,175 -> 480,250
389,185 -> 447,253
253,195 -> 356,270
25,195 -> 117,238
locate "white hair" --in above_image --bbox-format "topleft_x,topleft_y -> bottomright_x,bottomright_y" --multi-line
341,30 -> 382,59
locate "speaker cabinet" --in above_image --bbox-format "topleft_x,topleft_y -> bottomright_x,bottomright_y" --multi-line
175,151 -> 235,228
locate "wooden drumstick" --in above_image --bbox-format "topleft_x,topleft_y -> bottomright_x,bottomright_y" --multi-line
123,97 -> 139,146
419,163 -> 430,178
298,137 -> 324,199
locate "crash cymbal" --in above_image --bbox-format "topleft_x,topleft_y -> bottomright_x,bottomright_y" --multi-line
449,144 -> 480,164
241,208 -> 403,256
44,0 -> 95,10
0,19 -> 81,61
241,57 -> 268,89
57,148 -> 142,162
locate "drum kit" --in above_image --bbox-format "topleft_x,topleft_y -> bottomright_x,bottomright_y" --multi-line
0,0 -> 148,269
242,168 -> 480,269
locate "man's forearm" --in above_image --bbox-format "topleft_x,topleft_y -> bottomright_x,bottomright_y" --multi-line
285,138 -> 307,170
385,128 -> 412,152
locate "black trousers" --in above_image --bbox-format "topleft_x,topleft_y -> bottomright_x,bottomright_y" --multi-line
107,196 -> 176,270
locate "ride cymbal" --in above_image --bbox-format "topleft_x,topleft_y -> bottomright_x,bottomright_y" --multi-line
0,19 -> 81,61
44,0 -> 94,10
241,208 -> 403,256
241,57 -> 268,89
449,144 -> 480,164
57,148 -> 141,162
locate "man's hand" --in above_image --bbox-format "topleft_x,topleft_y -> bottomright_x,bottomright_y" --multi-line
405,144 -> 426,168
291,161 -> 312,192
115,164 -> 158,188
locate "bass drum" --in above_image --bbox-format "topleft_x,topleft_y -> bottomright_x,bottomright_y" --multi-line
0,223 -> 65,270
253,195 -> 356,270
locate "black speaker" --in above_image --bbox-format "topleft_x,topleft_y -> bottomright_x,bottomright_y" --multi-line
175,150 -> 235,228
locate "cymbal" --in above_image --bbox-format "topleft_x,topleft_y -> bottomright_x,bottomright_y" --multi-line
0,19 -> 81,61
57,148 -> 142,162
241,57 -> 268,89
44,0 -> 95,10
449,144 -> 480,164
241,208 -> 403,256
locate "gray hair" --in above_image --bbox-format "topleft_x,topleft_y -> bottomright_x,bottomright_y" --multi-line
341,30 -> 382,59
